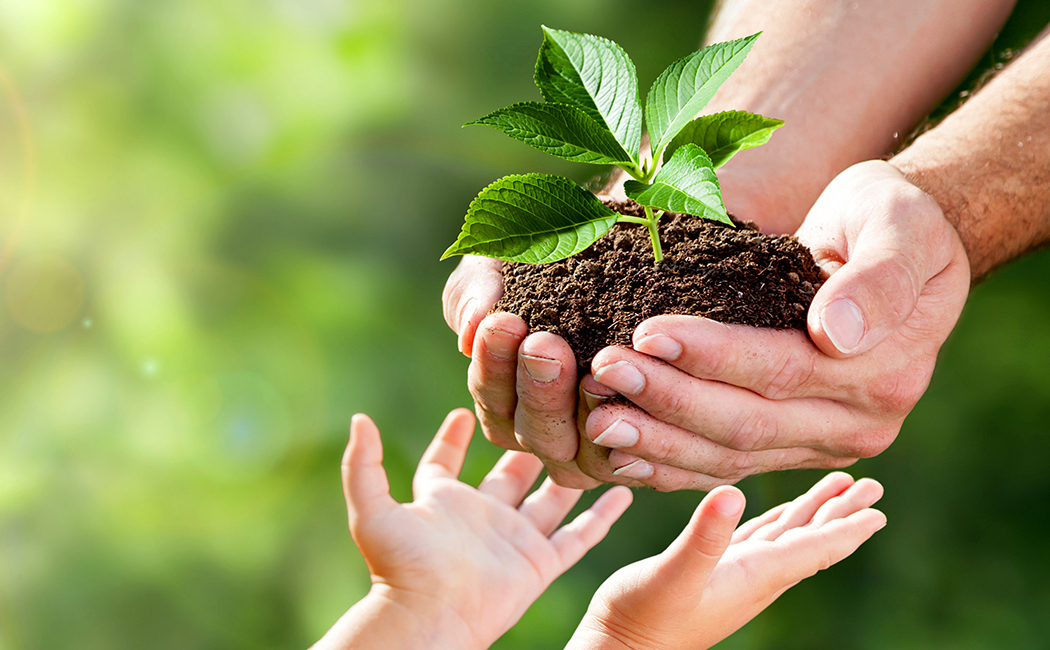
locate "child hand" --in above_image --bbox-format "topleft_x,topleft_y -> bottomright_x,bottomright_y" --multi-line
315,408 -> 633,650
567,472 -> 886,650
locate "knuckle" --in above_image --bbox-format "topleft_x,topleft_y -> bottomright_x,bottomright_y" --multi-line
477,414 -> 515,449
723,408 -> 779,451
518,380 -> 572,414
872,256 -> 922,320
835,424 -> 902,459
686,337 -> 733,378
649,388 -> 701,425
467,376 -> 515,421
756,354 -> 816,400
728,450 -> 759,479
688,529 -> 730,562
845,424 -> 899,459
866,369 -> 930,415
646,432 -> 683,465
515,414 -> 577,462
704,449 -> 757,480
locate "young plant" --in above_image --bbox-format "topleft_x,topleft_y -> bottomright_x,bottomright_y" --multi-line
442,27 -> 783,265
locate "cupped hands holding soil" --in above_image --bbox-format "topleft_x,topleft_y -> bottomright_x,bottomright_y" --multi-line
495,199 -> 824,369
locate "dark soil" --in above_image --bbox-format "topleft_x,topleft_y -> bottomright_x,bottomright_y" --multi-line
494,199 -> 824,369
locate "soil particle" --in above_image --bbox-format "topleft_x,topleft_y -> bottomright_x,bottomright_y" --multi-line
494,199 -> 824,369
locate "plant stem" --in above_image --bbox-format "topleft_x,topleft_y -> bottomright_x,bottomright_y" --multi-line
622,162 -> 646,182
643,147 -> 664,183
616,216 -> 649,225
643,204 -> 663,263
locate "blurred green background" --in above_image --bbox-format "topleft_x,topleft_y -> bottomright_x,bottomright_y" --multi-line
1,1 -> 1048,648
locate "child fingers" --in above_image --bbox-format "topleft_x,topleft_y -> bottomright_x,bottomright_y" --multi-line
731,503 -> 789,544
343,414 -> 397,527
549,486 -> 633,571
477,450 -> 545,505
755,508 -> 887,592
746,472 -> 854,542
806,478 -> 883,529
518,477 -> 584,536
413,408 -> 476,491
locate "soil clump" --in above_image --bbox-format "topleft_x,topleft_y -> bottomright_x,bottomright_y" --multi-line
494,199 -> 823,369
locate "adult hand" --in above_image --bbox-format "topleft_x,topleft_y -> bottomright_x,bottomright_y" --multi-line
578,161 -> 971,490
443,247 -> 603,489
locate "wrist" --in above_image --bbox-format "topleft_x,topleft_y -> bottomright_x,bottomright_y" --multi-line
314,586 -> 477,650
888,154 -> 976,281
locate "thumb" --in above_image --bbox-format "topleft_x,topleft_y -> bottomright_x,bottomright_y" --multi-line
658,486 -> 746,597
342,414 -> 398,533
801,162 -> 955,358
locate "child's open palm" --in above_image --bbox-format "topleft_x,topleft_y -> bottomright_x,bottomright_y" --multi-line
568,472 -> 886,650
341,408 -> 633,650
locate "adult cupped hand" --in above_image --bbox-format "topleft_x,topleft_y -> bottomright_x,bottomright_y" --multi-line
577,160 -> 972,490
442,253 -> 601,488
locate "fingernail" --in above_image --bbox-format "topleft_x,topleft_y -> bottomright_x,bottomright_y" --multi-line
820,298 -> 865,353
612,458 -> 653,480
634,334 -> 683,361
521,354 -> 561,383
709,490 -> 744,517
592,419 -> 639,448
483,327 -> 521,361
458,297 -> 479,335
594,361 -> 646,396
582,388 -> 607,411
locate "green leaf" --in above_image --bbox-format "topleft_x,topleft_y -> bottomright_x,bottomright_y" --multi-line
664,110 -> 784,167
442,174 -> 619,264
645,33 -> 760,160
467,102 -> 634,165
623,144 -> 732,225
535,26 -> 643,162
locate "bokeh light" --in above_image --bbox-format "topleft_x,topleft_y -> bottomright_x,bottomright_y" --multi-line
0,1 -> 1048,649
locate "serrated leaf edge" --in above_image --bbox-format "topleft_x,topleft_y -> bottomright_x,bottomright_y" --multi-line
441,173 -> 619,263
464,101 -> 634,165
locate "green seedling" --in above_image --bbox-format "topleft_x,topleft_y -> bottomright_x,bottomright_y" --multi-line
442,27 -> 783,265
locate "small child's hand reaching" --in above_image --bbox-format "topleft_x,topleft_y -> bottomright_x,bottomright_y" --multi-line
313,408 -> 633,650
567,472 -> 886,650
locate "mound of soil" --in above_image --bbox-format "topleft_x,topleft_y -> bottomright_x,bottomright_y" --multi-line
494,199 -> 823,369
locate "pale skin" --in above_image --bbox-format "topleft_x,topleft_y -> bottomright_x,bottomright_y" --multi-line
312,408 -> 634,650
566,473 -> 886,650
443,0 -> 1025,489
313,409 -> 886,650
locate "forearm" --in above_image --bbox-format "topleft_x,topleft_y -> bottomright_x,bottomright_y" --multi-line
702,0 -> 1016,233
891,28 -> 1050,281
312,587 -> 475,650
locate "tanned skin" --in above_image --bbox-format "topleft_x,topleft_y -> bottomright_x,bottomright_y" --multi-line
893,28 -> 1050,281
